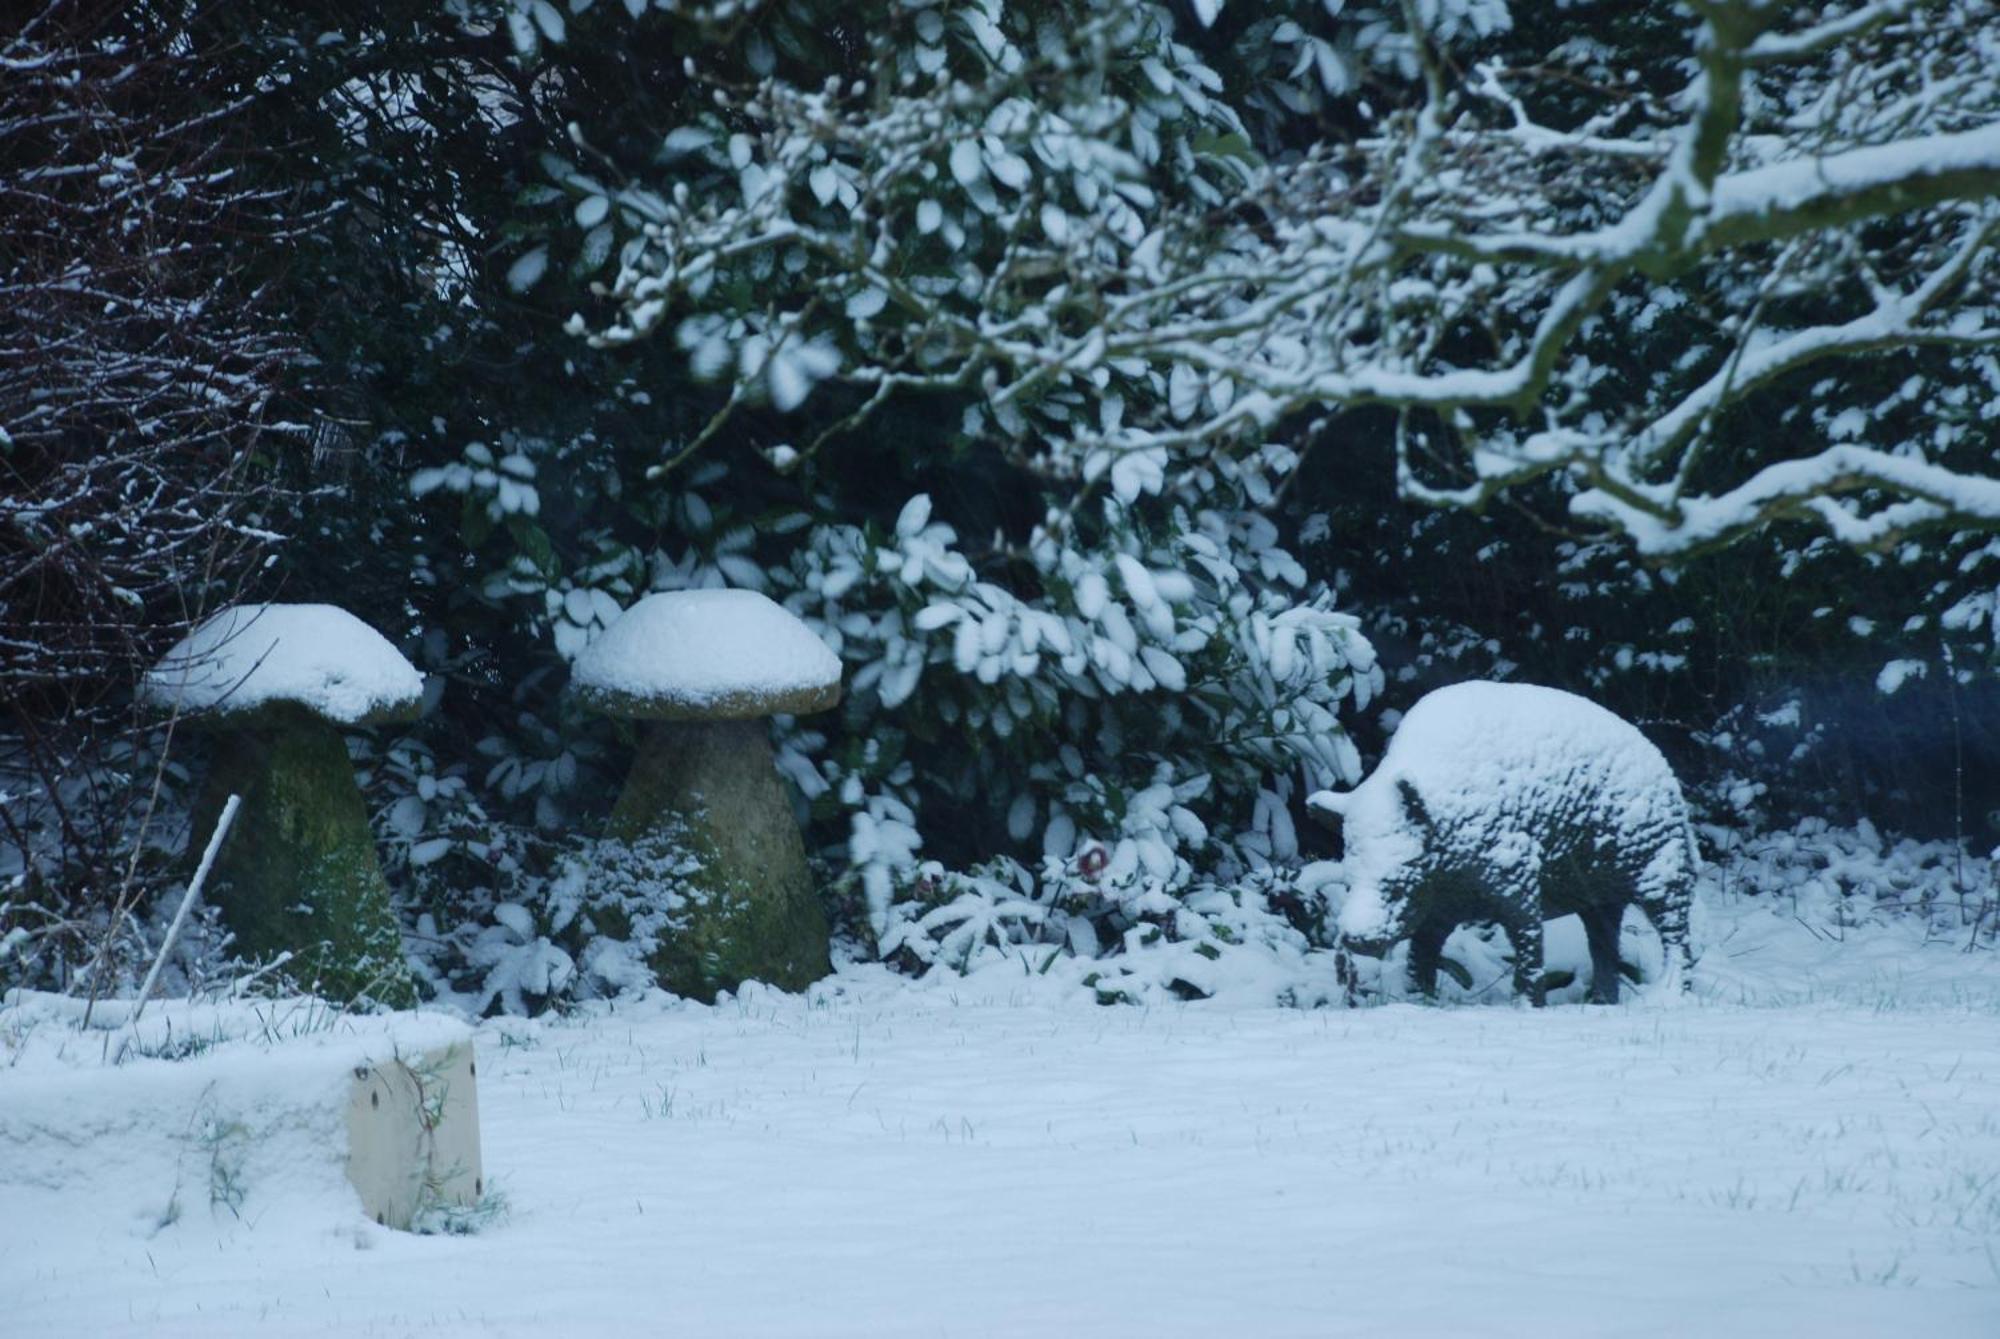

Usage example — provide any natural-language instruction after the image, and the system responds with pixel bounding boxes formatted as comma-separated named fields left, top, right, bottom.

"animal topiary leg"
left=1407, top=920, right=1451, bottom=1000
left=1508, top=913, right=1546, bottom=1007
left=1639, top=879, right=1694, bottom=994
left=1579, top=902, right=1624, bottom=1004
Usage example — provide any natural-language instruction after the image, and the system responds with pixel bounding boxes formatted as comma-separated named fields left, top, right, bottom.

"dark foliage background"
left=4, top=0, right=1993, bottom=1002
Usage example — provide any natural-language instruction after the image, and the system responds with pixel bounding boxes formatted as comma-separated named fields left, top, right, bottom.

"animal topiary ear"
left=1396, top=779, right=1435, bottom=832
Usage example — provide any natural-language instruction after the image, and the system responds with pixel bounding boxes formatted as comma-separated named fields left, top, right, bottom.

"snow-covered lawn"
left=5, top=898, right=1999, bottom=1338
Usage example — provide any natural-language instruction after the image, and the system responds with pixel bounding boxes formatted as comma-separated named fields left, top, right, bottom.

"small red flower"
left=1076, top=843, right=1109, bottom=880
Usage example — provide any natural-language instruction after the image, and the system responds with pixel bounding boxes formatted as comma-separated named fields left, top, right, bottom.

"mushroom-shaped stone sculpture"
left=141, top=603, right=422, bottom=1007
left=571, top=589, right=838, bottom=1000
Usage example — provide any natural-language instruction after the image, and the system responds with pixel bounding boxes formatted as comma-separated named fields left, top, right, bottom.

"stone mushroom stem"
left=193, top=704, right=415, bottom=1008
left=605, top=717, right=831, bottom=1000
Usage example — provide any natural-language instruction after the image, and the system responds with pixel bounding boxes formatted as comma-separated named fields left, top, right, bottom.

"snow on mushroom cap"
left=570, top=589, right=842, bottom=720
left=141, top=603, right=425, bottom=726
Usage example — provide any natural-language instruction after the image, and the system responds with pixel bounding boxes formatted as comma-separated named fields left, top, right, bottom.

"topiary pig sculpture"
left=1309, top=681, right=1694, bottom=1006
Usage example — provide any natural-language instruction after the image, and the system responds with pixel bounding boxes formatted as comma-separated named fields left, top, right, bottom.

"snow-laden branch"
left=1704, top=124, right=2000, bottom=252
left=1744, top=0, right=1916, bottom=65
left=1576, top=444, right=2000, bottom=555
left=1392, top=124, right=2000, bottom=273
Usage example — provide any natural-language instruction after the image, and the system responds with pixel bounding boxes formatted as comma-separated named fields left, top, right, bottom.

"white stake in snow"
left=132, top=792, right=241, bottom=1021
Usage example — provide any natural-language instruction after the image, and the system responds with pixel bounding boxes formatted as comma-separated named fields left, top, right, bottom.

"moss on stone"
left=605, top=718, right=830, bottom=1001
left=193, top=705, right=415, bottom=1008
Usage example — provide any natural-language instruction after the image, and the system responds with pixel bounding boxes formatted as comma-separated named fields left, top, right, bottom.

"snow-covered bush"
left=383, top=399, right=1378, bottom=999
left=1702, top=817, right=1997, bottom=949
left=874, top=853, right=1349, bottom=1006
left=764, top=461, right=1377, bottom=943
left=414, top=828, right=726, bottom=1015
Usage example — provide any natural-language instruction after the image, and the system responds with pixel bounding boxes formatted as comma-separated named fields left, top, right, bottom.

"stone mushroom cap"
left=140, top=603, right=425, bottom=728
left=571, top=589, right=842, bottom=721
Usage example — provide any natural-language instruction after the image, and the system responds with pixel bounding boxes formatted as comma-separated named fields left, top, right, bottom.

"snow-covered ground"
left=5, top=892, right=1998, bottom=1338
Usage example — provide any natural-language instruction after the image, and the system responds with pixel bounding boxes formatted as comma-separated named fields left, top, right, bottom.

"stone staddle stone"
left=145, top=603, right=425, bottom=1007
left=572, top=590, right=841, bottom=1000
left=192, top=706, right=418, bottom=1007
left=567, top=589, right=843, bottom=724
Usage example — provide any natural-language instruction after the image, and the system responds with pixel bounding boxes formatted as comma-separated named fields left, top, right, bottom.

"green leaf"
left=460, top=492, right=494, bottom=549
left=573, top=224, right=615, bottom=277
left=509, top=519, right=557, bottom=578
left=1191, top=131, right=1262, bottom=167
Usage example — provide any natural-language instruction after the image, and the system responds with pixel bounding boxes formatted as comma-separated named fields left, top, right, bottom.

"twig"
left=226, top=950, right=296, bottom=1001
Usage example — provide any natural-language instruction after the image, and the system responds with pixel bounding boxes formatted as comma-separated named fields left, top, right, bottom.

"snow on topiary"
left=1311, top=681, right=1695, bottom=1006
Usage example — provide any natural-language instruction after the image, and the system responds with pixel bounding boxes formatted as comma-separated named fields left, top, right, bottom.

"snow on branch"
left=1743, top=0, right=1918, bottom=65
left=1703, top=126, right=2000, bottom=253
left=1575, top=443, right=2000, bottom=555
